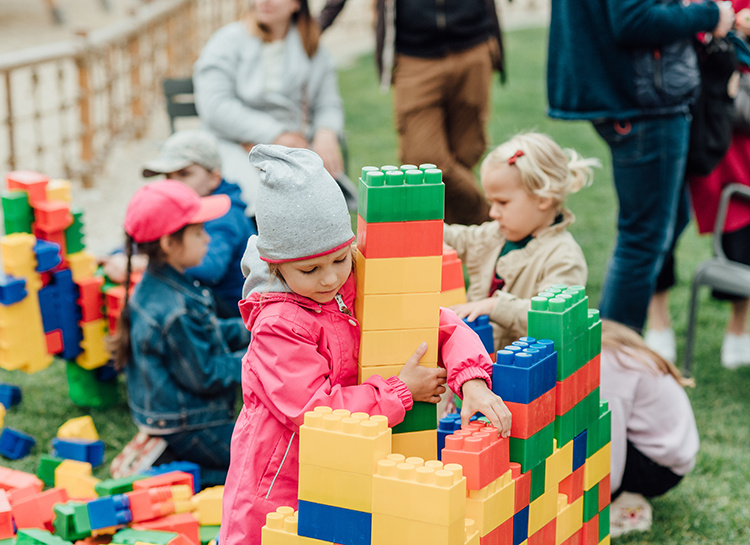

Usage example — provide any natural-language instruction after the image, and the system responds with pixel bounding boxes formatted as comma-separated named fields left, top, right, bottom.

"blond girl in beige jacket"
left=444, top=132, right=599, bottom=351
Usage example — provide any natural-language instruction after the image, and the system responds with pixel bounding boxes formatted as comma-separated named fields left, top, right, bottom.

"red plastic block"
left=480, top=517, right=512, bottom=545
left=11, top=487, right=69, bottom=530
left=132, top=512, right=200, bottom=545
left=0, top=489, right=13, bottom=539
left=77, top=276, right=104, bottom=323
left=598, top=474, right=611, bottom=510
left=511, top=463, right=530, bottom=513
left=560, top=529, right=581, bottom=545
left=33, top=224, right=66, bottom=255
left=132, top=471, right=193, bottom=493
left=126, top=486, right=175, bottom=522
left=441, top=249, right=464, bottom=292
left=45, top=329, right=64, bottom=354
left=6, top=171, right=49, bottom=206
left=356, top=215, right=443, bottom=258
left=504, top=388, right=555, bottom=439
left=559, top=466, right=584, bottom=503
left=585, top=355, right=601, bottom=395
left=527, top=519, right=556, bottom=545
left=441, top=426, right=509, bottom=490
left=0, top=466, right=43, bottom=501
left=581, top=514, right=599, bottom=545
left=32, top=201, right=73, bottom=232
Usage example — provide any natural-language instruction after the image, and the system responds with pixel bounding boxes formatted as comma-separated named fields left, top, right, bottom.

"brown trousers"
left=393, top=40, right=493, bottom=225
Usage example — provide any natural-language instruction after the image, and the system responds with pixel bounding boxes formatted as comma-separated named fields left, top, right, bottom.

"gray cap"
left=142, top=130, right=222, bottom=177
left=250, top=144, right=355, bottom=263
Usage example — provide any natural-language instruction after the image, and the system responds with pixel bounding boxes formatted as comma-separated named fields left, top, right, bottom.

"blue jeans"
left=164, top=422, right=235, bottom=487
left=594, top=113, right=691, bottom=332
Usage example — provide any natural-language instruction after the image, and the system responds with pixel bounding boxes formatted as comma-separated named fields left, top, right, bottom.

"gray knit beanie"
left=250, top=144, right=355, bottom=263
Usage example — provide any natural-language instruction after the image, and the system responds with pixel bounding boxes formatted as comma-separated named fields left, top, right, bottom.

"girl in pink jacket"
left=219, top=144, right=512, bottom=544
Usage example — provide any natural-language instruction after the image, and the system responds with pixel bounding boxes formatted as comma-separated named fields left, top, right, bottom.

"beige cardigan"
left=444, top=209, right=588, bottom=351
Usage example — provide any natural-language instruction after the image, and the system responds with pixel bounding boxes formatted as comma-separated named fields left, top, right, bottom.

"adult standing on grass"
left=547, top=0, right=735, bottom=332
left=318, top=0, right=504, bottom=225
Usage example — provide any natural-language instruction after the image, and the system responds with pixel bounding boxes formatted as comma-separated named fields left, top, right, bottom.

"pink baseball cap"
left=124, top=179, right=230, bottom=243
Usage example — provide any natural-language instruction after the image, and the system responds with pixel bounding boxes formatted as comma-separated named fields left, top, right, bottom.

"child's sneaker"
left=609, top=492, right=653, bottom=537
left=110, top=431, right=168, bottom=478
left=644, top=328, right=676, bottom=363
left=721, top=332, right=750, bottom=369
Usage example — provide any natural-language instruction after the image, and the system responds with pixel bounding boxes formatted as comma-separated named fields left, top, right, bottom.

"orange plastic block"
left=441, top=426, right=509, bottom=490
left=558, top=466, right=584, bottom=503
left=598, top=474, right=610, bottom=510
left=585, top=355, right=601, bottom=395
left=441, top=248, right=465, bottom=292
left=105, top=285, right=126, bottom=331
left=356, top=215, right=443, bottom=258
left=127, top=486, right=175, bottom=522
left=0, top=466, right=43, bottom=500
left=6, top=171, right=49, bottom=206
left=45, top=329, right=64, bottom=354
left=479, top=517, right=513, bottom=545
left=555, top=367, right=582, bottom=416
left=132, top=471, right=193, bottom=493
left=511, top=463, right=531, bottom=513
left=132, top=512, right=199, bottom=545
left=0, top=489, right=13, bottom=539
left=580, top=514, right=599, bottom=545
left=527, top=519, right=555, bottom=545
left=32, top=200, right=73, bottom=232
left=77, top=276, right=104, bottom=323
left=505, top=388, right=555, bottom=439
left=11, top=487, right=69, bottom=530
left=33, top=225, right=66, bottom=255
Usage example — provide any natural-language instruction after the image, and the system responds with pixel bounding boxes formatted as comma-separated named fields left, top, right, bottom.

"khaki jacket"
left=444, top=209, right=587, bottom=351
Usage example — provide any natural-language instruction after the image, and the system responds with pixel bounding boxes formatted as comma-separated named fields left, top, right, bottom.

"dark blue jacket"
left=127, top=263, right=250, bottom=434
left=547, top=0, right=719, bottom=121
left=186, top=179, right=255, bottom=312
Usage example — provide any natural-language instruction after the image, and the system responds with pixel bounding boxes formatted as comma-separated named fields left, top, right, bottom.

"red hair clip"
left=508, top=150, right=524, bottom=166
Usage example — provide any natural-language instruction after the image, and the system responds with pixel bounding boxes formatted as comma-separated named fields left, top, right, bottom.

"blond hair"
left=481, top=132, right=599, bottom=208
left=243, top=0, right=320, bottom=58
left=601, top=319, right=693, bottom=387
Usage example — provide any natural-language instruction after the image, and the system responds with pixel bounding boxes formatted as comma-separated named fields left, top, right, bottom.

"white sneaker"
left=721, top=333, right=750, bottom=369
left=644, top=328, right=676, bottom=363
left=609, top=492, right=653, bottom=538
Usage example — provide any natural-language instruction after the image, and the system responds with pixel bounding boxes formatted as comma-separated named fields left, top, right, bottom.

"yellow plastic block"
left=439, top=287, right=467, bottom=308
left=299, top=463, right=373, bottom=512
left=0, top=405, right=6, bottom=428
left=55, top=459, right=99, bottom=500
left=599, top=535, right=610, bottom=545
left=372, top=458, right=465, bottom=525
left=261, top=507, right=333, bottom=545
left=171, top=484, right=194, bottom=513
left=545, top=439, right=573, bottom=490
left=46, top=179, right=72, bottom=202
left=1, top=233, right=37, bottom=278
left=355, top=291, right=440, bottom=331
left=358, top=362, right=435, bottom=383
left=359, top=327, right=439, bottom=367
left=76, top=319, right=110, bottom=370
left=67, top=251, right=97, bottom=282
left=528, top=487, right=557, bottom=535
left=391, top=429, right=437, bottom=462
left=371, top=512, right=465, bottom=545
left=465, top=470, right=515, bottom=537
left=299, top=407, right=391, bottom=475
left=584, top=443, right=611, bottom=490
left=190, top=485, right=223, bottom=525
left=57, top=415, right=99, bottom=440
left=555, top=494, right=583, bottom=544
left=0, top=296, right=51, bottom=373
left=465, top=519, right=480, bottom=545
left=355, top=250, right=442, bottom=295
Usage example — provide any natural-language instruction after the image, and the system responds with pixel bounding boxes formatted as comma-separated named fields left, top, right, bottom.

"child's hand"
left=398, top=343, right=448, bottom=403
left=451, top=298, right=496, bottom=322
left=737, top=8, right=750, bottom=35
left=460, top=379, right=512, bottom=437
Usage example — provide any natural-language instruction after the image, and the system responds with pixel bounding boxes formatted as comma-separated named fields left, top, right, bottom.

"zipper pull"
left=334, top=293, right=352, bottom=316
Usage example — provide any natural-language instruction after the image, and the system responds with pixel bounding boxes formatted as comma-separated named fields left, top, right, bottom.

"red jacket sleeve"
left=439, top=307, right=494, bottom=399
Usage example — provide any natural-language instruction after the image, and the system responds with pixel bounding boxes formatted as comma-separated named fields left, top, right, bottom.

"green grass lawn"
left=0, top=25, right=749, bottom=544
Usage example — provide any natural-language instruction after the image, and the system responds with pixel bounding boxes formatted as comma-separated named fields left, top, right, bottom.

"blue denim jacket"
left=126, top=263, right=250, bottom=434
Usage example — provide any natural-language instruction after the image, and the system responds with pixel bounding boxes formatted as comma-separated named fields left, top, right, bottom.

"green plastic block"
left=509, top=422, right=554, bottom=473
left=554, top=407, right=577, bottom=448
left=71, top=503, right=90, bottom=536
left=95, top=474, right=145, bottom=496
left=392, top=401, right=437, bottom=434
left=66, top=361, right=119, bottom=409
left=575, top=388, right=600, bottom=437
left=529, top=460, right=546, bottom=502
left=586, top=400, right=611, bottom=457
left=53, top=502, right=89, bottom=542
left=37, top=454, right=64, bottom=486
left=112, top=528, right=179, bottom=545
left=599, top=503, right=610, bottom=541
left=200, top=525, right=221, bottom=545
left=2, top=190, right=33, bottom=234
left=63, top=208, right=85, bottom=254
left=583, top=484, right=599, bottom=522
left=588, top=309, right=602, bottom=360
left=16, top=528, right=72, bottom=545
left=357, top=165, right=444, bottom=223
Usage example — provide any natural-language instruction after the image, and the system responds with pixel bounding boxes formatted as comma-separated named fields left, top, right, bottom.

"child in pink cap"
left=113, top=180, right=251, bottom=486
left=220, top=145, right=512, bottom=544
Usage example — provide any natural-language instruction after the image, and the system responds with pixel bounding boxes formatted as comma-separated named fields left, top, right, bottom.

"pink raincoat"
left=219, top=272, right=493, bottom=544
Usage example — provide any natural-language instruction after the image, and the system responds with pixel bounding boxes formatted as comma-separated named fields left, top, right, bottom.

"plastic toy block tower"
left=354, top=164, right=445, bottom=460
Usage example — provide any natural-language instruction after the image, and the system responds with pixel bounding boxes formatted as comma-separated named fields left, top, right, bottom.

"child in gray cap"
left=219, top=144, right=512, bottom=544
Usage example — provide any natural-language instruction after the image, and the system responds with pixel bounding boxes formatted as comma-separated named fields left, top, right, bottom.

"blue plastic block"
left=512, top=505, right=529, bottom=545
left=51, top=438, right=105, bottom=467
left=38, top=284, right=62, bottom=333
left=52, top=270, right=83, bottom=360
left=86, top=494, right=132, bottom=529
left=95, top=361, right=120, bottom=382
left=298, top=500, right=371, bottom=545
left=34, top=240, right=62, bottom=272
left=0, top=384, right=22, bottom=409
left=437, top=412, right=462, bottom=459
left=572, top=430, right=588, bottom=471
left=491, top=341, right=557, bottom=403
left=0, top=427, right=35, bottom=459
left=143, top=461, right=201, bottom=493
left=0, top=273, right=27, bottom=305
left=462, top=315, right=494, bottom=355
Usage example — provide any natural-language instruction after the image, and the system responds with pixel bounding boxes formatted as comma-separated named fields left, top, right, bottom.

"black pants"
left=612, top=441, right=683, bottom=500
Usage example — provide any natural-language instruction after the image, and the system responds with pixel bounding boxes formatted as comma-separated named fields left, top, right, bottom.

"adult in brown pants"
left=319, top=0, right=505, bottom=225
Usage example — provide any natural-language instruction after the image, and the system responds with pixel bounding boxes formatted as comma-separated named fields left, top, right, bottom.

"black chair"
left=162, top=78, right=198, bottom=134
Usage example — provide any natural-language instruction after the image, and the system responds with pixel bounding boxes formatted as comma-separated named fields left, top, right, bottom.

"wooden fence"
left=0, top=0, right=244, bottom=187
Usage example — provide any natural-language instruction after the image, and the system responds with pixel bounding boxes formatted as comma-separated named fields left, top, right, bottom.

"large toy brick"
left=440, top=286, right=467, bottom=308
left=75, top=319, right=109, bottom=370
left=51, top=438, right=105, bottom=467
left=544, top=440, right=573, bottom=490
left=65, top=361, right=118, bottom=409
left=509, top=423, right=554, bottom=473
left=0, top=273, right=27, bottom=304
left=300, top=461, right=373, bottom=513
left=0, top=383, right=22, bottom=409
left=94, top=474, right=144, bottom=497
left=441, top=248, right=465, bottom=291
left=86, top=494, right=132, bottom=529
left=392, top=401, right=437, bottom=434
left=131, top=512, right=200, bottom=544
left=580, top=514, right=599, bottom=545
left=143, top=461, right=200, bottom=493
left=126, top=486, right=174, bottom=522
left=299, top=408, right=390, bottom=475
left=463, top=315, right=494, bottom=355
left=555, top=364, right=586, bottom=417
left=358, top=166, right=444, bottom=223
left=391, top=428, right=437, bottom=461
left=355, top=251, right=441, bottom=295
left=0, top=490, right=11, bottom=540
left=112, top=527, right=180, bottom=544
left=0, top=427, right=36, bottom=459
left=491, top=344, right=557, bottom=404
left=359, top=363, right=430, bottom=383
left=12, top=487, right=69, bottom=530
left=262, top=507, right=334, bottom=545
left=465, top=470, right=515, bottom=538
left=513, top=505, right=529, bottom=545
left=57, top=415, right=98, bottom=441
left=588, top=309, right=601, bottom=359
left=356, top=216, right=443, bottom=259
left=45, top=330, right=63, bottom=355
left=0, top=466, right=43, bottom=501
left=572, top=430, right=588, bottom=472
left=32, top=226, right=66, bottom=258
left=53, top=459, right=99, bottom=501
left=527, top=518, right=556, bottom=545
left=104, top=284, right=126, bottom=332
left=584, top=443, right=611, bottom=491
left=354, top=290, right=440, bottom=331
left=76, top=277, right=104, bottom=323
left=66, top=252, right=97, bottom=283
left=200, top=524, right=221, bottom=545
left=52, top=502, right=89, bottom=541
left=584, top=355, right=601, bottom=397
left=15, top=528, right=72, bottom=545
left=32, top=201, right=73, bottom=233
left=556, top=495, right=583, bottom=545
left=575, top=389, right=601, bottom=439
left=478, top=515, right=513, bottom=545
left=598, top=504, right=609, bottom=542
left=527, top=487, right=556, bottom=536
left=504, top=388, right=555, bottom=440
left=2, top=190, right=33, bottom=234
left=598, top=474, right=611, bottom=511
left=189, top=486, right=222, bottom=526
left=6, top=171, right=49, bottom=206
left=583, top=483, right=599, bottom=522
left=37, top=454, right=64, bottom=487
left=132, top=471, right=194, bottom=494
left=1, top=233, right=39, bottom=283
left=559, top=466, right=584, bottom=505
left=359, top=327, right=438, bottom=368
left=45, top=180, right=71, bottom=202
left=53, top=270, right=84, bottom=361
left=437, top=412, right=462, bottom=456
left=511, top=463, right=531, bottom=514
left=38, top=284, right=62, bottom=333
left=64, top=208, right=85, bottom=255
left=441, top=425, right=509, bottom=490
left=371, top=511, right=464, bottom=545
